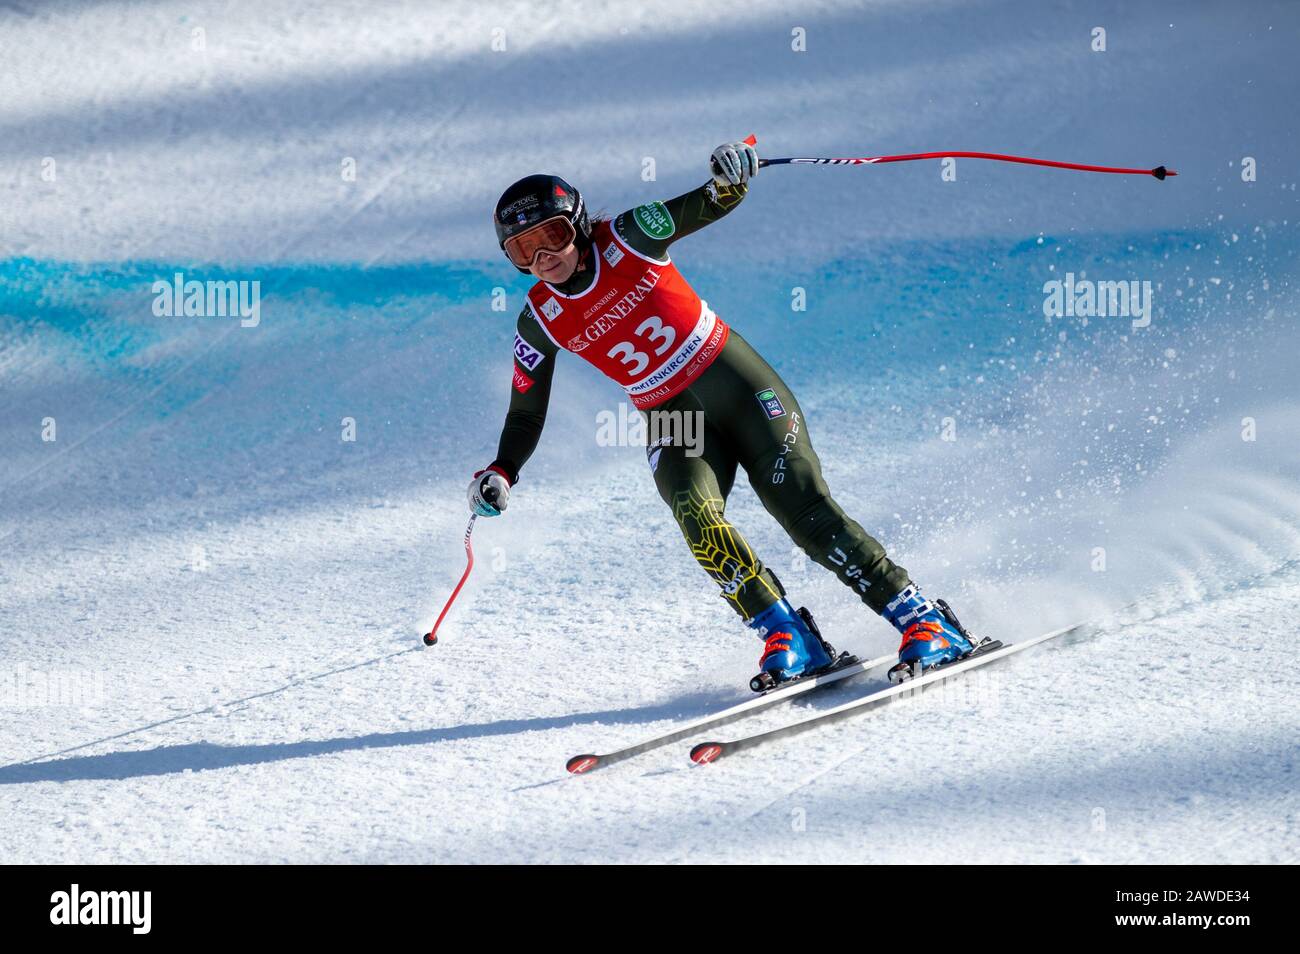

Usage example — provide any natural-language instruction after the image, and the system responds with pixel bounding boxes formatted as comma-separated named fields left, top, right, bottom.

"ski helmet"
left=493, top=174, right=591, bottom=274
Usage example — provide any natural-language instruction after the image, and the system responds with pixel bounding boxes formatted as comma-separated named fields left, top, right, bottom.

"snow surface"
left=1, top=0, right=1298, bottom=863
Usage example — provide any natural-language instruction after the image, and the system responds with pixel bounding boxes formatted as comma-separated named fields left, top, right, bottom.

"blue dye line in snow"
left=0, top=228, right=1289, bottom=389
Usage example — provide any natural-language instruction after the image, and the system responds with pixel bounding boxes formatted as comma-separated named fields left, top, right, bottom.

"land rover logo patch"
left=632, top=201, right=675, bottom=240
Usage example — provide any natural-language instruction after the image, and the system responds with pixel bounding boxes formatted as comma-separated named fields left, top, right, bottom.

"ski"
left=688, top=621, right=1088, bottom=765
left=565, top=650, right=897, bottom=774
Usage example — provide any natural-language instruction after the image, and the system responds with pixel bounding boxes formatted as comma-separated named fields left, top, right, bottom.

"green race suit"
left=491, top=180, right=910, bottom=620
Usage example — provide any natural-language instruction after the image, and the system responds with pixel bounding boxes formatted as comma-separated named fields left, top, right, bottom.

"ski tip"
left=566, top=754, right=600, bottom=775
left=1151, top=165, right=1175, bottom=180
left=421, top=631, right=438, bottom=646
left=689, top=742, right=725, bottom=765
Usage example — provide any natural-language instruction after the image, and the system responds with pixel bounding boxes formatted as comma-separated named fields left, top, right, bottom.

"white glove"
left=710, top=140, right=759, bottom=187
left=468, top=468, right=510, bottom=516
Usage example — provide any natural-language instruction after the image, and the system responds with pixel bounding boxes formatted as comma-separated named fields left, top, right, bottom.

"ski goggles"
left=502, top=215, right=577, bottom=269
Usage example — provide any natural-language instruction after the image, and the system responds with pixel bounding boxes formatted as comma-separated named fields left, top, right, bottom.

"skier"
left=470, top=139, right=981, bottom=687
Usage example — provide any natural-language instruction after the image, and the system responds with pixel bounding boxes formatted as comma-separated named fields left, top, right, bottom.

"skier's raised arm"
left=612, top=139, right=758, bottom=259
left=467, top=304, right=559, bottom=516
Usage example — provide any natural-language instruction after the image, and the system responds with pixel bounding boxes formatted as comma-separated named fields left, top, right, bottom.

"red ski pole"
left=737, top=134, right=1176, bottom=179
left=422, top=514, right=477, bottom=646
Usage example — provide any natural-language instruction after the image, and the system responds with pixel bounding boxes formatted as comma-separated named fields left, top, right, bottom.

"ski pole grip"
left=711, top=134, right=760, bottom=179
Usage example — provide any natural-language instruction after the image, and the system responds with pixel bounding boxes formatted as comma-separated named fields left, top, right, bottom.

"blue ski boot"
left=881, top=584, right=981, bottom=683
left=746, top=599, right=843, bottom=692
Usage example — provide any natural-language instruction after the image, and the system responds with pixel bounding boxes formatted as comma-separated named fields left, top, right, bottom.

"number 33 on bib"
left=524, top=220, right=729, bottom=409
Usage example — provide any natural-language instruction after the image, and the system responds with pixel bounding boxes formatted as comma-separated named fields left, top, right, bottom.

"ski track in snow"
left=2, top=0, right=1299, bottom=863
left=1, top=552, right=1296, bottom=864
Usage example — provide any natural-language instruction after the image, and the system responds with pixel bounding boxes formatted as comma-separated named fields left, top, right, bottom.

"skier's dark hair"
left=577, top=210, right=609, bottom=266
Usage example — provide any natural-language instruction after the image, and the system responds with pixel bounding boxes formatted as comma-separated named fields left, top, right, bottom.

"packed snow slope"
left=1, top=0, right=1298, bottom=863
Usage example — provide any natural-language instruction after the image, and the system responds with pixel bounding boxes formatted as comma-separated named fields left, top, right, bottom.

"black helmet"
left=493, top=174, right=591, bottom=273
